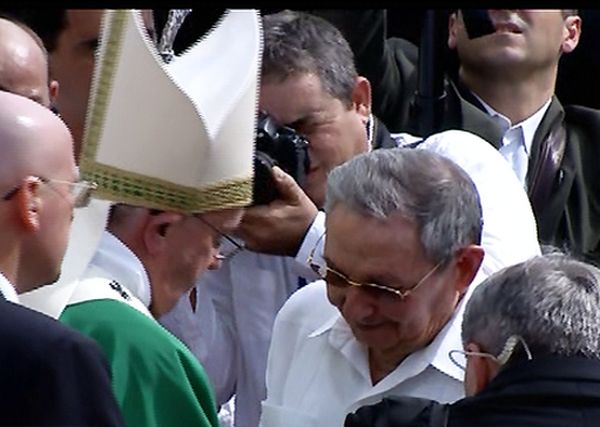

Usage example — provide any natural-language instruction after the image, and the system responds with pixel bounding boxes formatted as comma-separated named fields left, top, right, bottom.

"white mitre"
left=20, top=9, right=262, bottom=318
left=82, top=9, right=261, bottom=212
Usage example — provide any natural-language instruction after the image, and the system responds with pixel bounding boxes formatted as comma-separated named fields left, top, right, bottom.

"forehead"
left=325, top=205, right=427, bottom=279
left=0, top=22, right=49, bottom=104
left=259, top=72, right=332, bottom=124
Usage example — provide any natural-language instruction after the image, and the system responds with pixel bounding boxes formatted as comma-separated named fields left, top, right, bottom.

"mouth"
left=493, top=21, right=523, bottom=34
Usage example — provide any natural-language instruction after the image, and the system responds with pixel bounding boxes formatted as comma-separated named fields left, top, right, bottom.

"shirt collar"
left=0, top=271, right=19, bottom=303
left=90, top=230, right=152, bottom=308
left=472, top=93, right=552, bottom=155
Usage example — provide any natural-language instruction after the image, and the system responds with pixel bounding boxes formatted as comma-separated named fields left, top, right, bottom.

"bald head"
left=0, top=17, right=51, bottom=106
left=0, top=90, right=74, bottom=187
left=0, top=90, right=76, bottom=292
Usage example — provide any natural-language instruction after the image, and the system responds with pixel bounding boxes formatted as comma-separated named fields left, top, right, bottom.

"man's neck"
left=460, top=66, right=557, bottom=125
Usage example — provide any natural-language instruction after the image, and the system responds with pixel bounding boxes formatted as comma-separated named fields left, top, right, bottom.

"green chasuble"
left=60, top=299, right=219, bottom=427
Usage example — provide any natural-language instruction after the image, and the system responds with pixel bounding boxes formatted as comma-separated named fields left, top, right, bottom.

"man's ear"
left=453, top=244, right=484, bottom=296
left=351, top=76, right=371, bottom=122
left=49, top=80, right=60, bottom=106
left=464, top=341, right=498, bottom=396
left=448, top=12, right=460, bottom=50
left=15, top=176, right=42, bottom=232
left=142, top=211, right=184, bottom=256
left=562, top=15, right=581, bottom=54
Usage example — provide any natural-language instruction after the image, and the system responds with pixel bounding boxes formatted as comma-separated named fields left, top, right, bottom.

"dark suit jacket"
left=0, top=297, right=125, bottom=426
left=346, top=356, right=600, bottom=427
left=315, top=9, right=600, bottom=266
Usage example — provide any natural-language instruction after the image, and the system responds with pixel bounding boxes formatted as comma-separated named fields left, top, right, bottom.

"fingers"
left=272, top=166, right=301, bottom=203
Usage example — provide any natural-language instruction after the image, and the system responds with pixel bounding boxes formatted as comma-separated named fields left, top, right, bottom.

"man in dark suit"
left=0, top=90, right=125, bottom=426
left=314, top=9, right=600, bottom=267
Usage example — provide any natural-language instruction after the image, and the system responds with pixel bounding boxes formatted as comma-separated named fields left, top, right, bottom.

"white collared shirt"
left=260, top=276, right=470, bottom=427
left=0, top=272, right=19, bottom=303
left=89, top=231, right=152, bottom=308
left=473, top=94, right=552, bottom=187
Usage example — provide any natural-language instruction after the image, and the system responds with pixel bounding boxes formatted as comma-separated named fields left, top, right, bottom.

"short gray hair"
left=324, top=148, right=483, bottom=265
left=261, top=10, right=357, bottom=107
left=463, top=253, right=600, bottom=358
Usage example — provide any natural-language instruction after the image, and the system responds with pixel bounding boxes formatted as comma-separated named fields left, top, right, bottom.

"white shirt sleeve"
left=292, top=211, right=326, bottom=280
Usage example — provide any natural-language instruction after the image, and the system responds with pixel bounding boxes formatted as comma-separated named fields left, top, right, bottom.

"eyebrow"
left=324, top=255, right=413, bottom=289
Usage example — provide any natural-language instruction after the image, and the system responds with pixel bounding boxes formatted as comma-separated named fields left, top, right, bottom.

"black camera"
left=252, top=112, right=310, bottom=205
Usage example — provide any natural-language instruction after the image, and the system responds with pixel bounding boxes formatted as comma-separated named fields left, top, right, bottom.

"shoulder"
left=62, top=298, right=186, bottom=352
left=0, top=300, right=100, bottom=352
left=345, top=397, right=448, bottom=427
left=564, top=104, right=600, bottom=157
left=0, top=301, right=107, bottom=378
left=275, top=280, right=337, bottom=332
left=61, top=299, right=214, bottom=408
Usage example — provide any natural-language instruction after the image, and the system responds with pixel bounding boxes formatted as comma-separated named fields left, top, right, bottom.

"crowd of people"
left=0, top=8, right=599, bottom=427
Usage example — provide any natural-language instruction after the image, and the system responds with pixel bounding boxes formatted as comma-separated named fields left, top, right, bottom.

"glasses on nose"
left=193, top=215, right=245, bottom=261
left=1, top=176, right=97, bottom=208
left=307, top=232, right=443, bottom=300
left=448, top=335, right=533, bottom=371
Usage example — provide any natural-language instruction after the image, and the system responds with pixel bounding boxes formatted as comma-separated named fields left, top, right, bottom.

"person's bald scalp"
left=0, top=90, right=74, bottom=189
left=0, top=18, right=50, bottom=106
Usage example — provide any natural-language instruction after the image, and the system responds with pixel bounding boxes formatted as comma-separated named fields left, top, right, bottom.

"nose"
left=339, top=286, right=378, bottom=324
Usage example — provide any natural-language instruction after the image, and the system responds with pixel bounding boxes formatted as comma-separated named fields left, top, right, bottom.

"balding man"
left=0, top=90, right=124, bottom=426
left=2, top=9, right=156, bottom=161
left=0, top=15, right=57, bottom=107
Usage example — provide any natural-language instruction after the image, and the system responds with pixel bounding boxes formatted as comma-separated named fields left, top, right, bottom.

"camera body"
left=252, top=112, right=310, bottom=205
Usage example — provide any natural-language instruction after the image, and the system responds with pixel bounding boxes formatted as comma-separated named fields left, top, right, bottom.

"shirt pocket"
left=259, top=401, right=317, bottom=427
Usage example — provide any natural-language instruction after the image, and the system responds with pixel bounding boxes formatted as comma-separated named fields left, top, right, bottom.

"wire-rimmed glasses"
left=193, top=215, right=245, bottom=261
left=448, top=335, right=533, bottom=371
left=306, top=231, right=444, bottom=300
left=1, top=176, right=97, bottom=208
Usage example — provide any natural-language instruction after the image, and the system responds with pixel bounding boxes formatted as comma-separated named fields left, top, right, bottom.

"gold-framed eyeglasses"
left=448, top=335, right=533, bottom=371
left=193, top=214, right=245, bottom=261
left=2, top=176, right=97, bottom=208
left=307, top=232, right=444, bottom=300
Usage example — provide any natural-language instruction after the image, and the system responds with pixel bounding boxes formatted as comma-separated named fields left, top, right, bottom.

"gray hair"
left=261, top=10, right=357, bottom=107
left=463, top=253, right=600, bottom=359
left=324, top=148, right=483, bottom=265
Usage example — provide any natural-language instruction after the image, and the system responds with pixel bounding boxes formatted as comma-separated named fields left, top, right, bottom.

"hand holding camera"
left=239, top=112, right=317, bottom=256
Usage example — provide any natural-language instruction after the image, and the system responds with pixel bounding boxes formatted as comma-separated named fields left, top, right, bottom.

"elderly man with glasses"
left=260, top=129, right=541, bottom=427
left=346, top=253, right=600, bottom=427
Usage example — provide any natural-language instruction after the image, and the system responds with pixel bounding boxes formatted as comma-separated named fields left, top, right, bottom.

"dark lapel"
left=449, top=79, right=504, bottom=149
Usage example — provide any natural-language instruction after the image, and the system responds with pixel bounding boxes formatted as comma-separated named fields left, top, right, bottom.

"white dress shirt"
left=0, top=272, right=19, bottom=303
left=474, top=94, right=552, bottom=188
left=259, top=130, right=541, bottom=427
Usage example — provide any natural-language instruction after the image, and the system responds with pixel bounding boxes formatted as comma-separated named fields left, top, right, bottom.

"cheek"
left=326, top=284, right=345, bottom=308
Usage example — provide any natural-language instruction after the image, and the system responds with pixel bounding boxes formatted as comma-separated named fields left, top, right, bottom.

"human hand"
left=236, top=166, right=318, bottom=257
